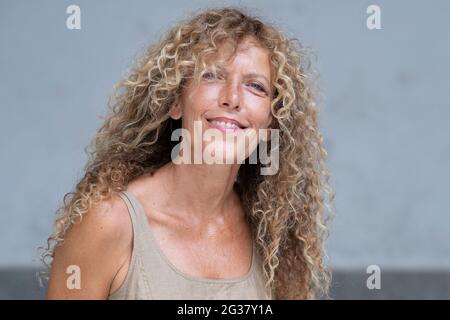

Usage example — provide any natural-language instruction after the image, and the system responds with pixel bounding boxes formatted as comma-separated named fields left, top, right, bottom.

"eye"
left=202, top=71, right=225, bottom=81
left=248, top=82, right=267, bottom=94
left=202, top=72, right=215, bottom=80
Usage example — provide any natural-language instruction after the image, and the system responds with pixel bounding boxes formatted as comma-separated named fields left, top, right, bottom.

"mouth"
left=205, top=117, right=247, bottom=130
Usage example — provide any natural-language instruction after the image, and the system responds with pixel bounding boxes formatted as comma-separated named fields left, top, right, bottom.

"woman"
left=42, top=7, right=334, bottom=300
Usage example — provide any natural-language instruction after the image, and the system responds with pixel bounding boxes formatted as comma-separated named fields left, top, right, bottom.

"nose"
left=219, top=80, right=240, bottom=110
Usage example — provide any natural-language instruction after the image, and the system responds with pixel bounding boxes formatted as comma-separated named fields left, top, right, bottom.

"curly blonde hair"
left=39, top=6, right=335, bottom=300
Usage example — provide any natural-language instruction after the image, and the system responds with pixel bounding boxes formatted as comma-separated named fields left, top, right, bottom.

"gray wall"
left=1, top=0, right=449, bottom=298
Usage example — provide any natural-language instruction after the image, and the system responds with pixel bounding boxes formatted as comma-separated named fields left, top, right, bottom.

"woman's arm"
left=46, top=195, right=133, bottom=299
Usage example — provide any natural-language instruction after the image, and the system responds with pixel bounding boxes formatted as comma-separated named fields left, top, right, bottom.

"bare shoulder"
left=64, top=192, right=132, bottom=250
left=47, top=192, right=133, bottom=299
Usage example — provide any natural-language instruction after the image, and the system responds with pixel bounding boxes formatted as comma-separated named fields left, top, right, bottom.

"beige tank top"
left=108, top=190, right=273, bottom=300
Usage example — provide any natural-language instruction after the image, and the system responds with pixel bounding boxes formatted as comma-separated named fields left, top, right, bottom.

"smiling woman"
left=41, top=6, right=334, bottom=300
left=169, top=35, right=275, bottom=166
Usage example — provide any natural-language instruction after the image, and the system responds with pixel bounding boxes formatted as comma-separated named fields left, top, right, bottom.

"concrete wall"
left=1, top=0, right=449, bottom=298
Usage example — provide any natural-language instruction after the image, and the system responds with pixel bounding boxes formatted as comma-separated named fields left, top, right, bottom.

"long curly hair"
left=39, top=6, right=335, bottom=300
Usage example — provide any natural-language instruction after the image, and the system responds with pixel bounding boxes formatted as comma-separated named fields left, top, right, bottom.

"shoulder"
left=47, top=192, right=133, bottom=299
left=65, top=192, right=132, bottom=248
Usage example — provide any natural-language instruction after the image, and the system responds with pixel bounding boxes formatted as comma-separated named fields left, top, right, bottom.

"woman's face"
left=171, top=36, right=273, bottom=164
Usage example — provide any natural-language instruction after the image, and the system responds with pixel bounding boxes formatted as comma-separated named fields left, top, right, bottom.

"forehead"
left=211, top=37, right=272, bottom=77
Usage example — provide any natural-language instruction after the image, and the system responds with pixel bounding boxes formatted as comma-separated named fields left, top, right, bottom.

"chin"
left=202, top=142, right=250, bottom=165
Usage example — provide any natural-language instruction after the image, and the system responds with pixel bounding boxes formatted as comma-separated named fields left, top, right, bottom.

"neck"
left=159, top=161, right=241, bottom=224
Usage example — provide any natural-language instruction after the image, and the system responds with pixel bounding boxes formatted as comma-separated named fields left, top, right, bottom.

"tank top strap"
left=117, top=190, right=155, bottom=252
left=119, top=189, right=142, bottom=218
left=117, top=190, right=138, bottom=227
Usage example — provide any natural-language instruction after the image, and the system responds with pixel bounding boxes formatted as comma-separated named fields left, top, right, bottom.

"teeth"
left=210, top=120, right=240, bottom=129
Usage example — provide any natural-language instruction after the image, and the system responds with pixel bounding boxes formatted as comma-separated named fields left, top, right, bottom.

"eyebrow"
left=213, top=66, right=270, bottom=85
left=244, top=73, right=270, bottom=85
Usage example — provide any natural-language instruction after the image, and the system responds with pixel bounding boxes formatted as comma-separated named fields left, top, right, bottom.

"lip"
left=205, top=117, right=246, bottom=133
left=206, top=117, right=247, bottom=129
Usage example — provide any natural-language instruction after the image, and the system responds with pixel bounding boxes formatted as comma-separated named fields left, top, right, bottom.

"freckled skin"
left=175, top=37, right=273, bottom=142
left=46, top=36, right=275, bottom=299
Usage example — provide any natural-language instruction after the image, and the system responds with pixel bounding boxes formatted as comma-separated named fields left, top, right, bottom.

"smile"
left=206, top=117, right=247, bottom=132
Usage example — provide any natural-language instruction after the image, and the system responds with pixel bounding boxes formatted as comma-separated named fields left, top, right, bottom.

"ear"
left=169, top=101, right=182, bottom=120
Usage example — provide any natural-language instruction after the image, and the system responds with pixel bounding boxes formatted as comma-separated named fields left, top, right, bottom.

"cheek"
left=246, top=98, right=272, bottom=128
left=184, top=85, right=221, bottom=115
